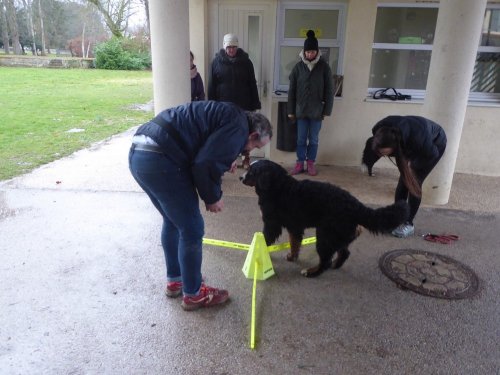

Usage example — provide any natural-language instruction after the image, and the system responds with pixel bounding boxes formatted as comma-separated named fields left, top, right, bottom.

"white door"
left=208, top=1, right=275, bottom=158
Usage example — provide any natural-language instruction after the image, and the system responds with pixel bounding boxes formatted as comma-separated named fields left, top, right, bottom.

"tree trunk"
left=21, top=0, right=36, bottom=55
left=5, top=0, right=21, bottom=54
left=144, top=0, right=150, bottom=36
left=86, top=0, right=125, bottom=38
left=37, top=0, right=46, bottom=56
left=0, top=0, right=10, bottom=54
left=81, top=22, right=85, bottom=58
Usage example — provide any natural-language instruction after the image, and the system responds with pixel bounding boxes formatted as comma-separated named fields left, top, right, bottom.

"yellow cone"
left=242, top=232, right=275, bottom=280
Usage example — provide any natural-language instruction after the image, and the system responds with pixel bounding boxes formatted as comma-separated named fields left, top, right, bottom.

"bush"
left=94, top=38, right=151, bottom=70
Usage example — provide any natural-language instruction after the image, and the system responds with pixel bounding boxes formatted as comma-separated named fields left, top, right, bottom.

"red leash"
left=423, top=233, right=459, bottom=244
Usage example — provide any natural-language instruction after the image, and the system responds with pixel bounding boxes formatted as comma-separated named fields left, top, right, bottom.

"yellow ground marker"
left=202, top=238, right=250, bottom=251
left=242, top=233, right=275, bottom=280
left=202, top=233, right=317, bottom=349
left=250, top=260, right=258, bottom=349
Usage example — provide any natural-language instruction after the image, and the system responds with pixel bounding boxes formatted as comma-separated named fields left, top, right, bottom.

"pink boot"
left=290, top=162, right=304, bottom=175
left=307, top=160, right=317, bottom=176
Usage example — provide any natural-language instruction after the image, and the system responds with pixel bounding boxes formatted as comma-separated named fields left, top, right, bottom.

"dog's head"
left=361, top=136, right=380, bottom=176
left=239, top=159, right=289, bottom=192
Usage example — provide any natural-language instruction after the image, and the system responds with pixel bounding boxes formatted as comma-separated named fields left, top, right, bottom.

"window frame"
left=273, top=1, right=347, bottom=93
left=369, top=3, right=438, bottom=100
left=369, top=3, right=500, bottom=103
left=471, top=4, right=500, bottom=102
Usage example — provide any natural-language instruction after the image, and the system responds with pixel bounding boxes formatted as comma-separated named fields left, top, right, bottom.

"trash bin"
left=276, top=102, right=297, bottom=152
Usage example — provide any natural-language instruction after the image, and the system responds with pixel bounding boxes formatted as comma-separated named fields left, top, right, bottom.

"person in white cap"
left=208, top=33, right=261, bottom=169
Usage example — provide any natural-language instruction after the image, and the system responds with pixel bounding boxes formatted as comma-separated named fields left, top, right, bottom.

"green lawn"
left=0, top=67, right=153, bottom=180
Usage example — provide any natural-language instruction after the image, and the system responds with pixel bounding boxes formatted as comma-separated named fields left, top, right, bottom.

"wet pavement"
left=1, top=129, right=499, bottom=374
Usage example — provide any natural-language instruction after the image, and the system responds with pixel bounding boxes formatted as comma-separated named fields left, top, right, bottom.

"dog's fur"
left=240, top=160, right=409, bottom=277
left=361, top=136, right=381, bottom=176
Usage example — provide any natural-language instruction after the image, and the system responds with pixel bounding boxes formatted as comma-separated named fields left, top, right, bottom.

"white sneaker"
left=392, top=223, right=414, bottom=238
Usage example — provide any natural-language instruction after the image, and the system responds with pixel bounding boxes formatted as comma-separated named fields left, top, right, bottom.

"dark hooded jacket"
left=134, top=101, right=249, bottom=204
left=190, top=64, right=205, bottom=101
left=208, top=48, right=261, bottom=111
left=372, top=115, right=447, bottom=170
left=288, top=51, right=334, bottom=120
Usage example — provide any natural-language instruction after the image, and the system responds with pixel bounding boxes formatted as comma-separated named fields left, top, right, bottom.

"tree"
left=139, top=0, right=148, bottom=34
left=4, top=0, right=21, bottom=54
left=66, top=1, right=107, bottom=57
left=21, top=0, right=36, bottom=54
left=0, top=0, right=10, bottom=53
left=36, top=0, right=46, bottom=54
left=86, top=0, right=130, bottom=38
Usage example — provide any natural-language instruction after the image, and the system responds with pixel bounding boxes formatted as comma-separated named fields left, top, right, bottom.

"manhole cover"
left=379, top=249, right=480, bottom=299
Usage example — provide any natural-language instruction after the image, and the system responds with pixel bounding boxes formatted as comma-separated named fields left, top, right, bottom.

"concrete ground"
left=1, top=129, right=499, bottom=375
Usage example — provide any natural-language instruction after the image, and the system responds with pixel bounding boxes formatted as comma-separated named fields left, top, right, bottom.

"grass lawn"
left=0, top=66, right=153, bottom=181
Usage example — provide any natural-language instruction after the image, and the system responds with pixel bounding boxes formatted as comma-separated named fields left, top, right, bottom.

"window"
left=274, top=2, right=346, bottom=93
left=471, top=7, right=500, bottom=101
left=369, top=4, right=500, bottom=102
left=369, top=4, right=438, bottom=98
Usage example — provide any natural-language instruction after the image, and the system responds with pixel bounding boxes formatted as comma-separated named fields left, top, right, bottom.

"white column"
left=422, top=0, right=487, bottom=204
left=149, top=0, right=190, bottom=114
left=189, top=0, right=208, bottom=83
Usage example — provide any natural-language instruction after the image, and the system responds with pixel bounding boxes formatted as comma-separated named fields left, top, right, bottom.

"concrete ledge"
left=0, top=55, right=94, bottom=68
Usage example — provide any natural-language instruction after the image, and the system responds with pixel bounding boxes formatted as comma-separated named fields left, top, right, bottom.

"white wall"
left=268, top=0, right=500, bottom=176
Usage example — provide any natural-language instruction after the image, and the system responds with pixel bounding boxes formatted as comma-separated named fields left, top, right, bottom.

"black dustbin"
left=276, top=101, right=297, bottom=152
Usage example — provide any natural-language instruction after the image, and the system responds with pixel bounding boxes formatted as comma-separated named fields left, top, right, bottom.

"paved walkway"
left=1, top=129, right=499, bottom=374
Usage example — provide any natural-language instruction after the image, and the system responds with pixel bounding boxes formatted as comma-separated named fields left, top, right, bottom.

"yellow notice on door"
left=299, top=28, right=322, bottom=38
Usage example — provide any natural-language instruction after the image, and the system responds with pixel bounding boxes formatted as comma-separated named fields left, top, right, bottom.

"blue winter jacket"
left=134, top=101, right=248, bottom=204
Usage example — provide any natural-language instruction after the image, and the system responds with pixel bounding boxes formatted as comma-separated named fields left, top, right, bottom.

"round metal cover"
left=379, top=249, right=480, bottom=299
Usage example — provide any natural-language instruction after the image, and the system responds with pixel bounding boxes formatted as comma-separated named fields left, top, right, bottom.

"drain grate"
left=379, top=249, right=480, bottom=299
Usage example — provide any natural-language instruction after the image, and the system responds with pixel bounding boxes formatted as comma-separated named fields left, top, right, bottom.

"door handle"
left=263, top=80, right=268, bottom=98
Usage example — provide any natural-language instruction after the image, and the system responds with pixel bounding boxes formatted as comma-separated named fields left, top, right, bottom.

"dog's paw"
left=301, top=266, right=321, bottom=278
left=331, top=251, right=350, bottom=270
left=361, top=164, right=375, bottom=177
left=286, top=252, right=298, bottom=262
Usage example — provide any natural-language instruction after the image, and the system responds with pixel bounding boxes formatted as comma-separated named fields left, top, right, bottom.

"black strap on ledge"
left=373, top=87, right=411, bottom=101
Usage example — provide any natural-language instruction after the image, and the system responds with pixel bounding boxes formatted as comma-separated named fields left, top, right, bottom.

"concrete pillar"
left=422, top=0, right=487, bottom=204
left=149, top=0, right=190, bottom=114
left=189, top=0, right=208, bottom=84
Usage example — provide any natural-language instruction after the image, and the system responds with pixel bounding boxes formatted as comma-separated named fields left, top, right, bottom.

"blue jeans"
left=128, top=147, right=204, bottom=296
left=296, top=118, right=322, bottom=162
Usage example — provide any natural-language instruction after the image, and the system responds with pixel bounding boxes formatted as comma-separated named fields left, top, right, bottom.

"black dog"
left=240, top=160, right=409, bottom=277
left=361, top=136, right=381, bottom=176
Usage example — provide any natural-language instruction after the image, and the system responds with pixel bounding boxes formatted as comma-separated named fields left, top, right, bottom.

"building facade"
left=150, top=0, right=500, bottom=203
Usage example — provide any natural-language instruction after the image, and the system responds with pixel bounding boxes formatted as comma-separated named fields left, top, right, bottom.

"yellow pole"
left=250, top=260, right=258, bottom=349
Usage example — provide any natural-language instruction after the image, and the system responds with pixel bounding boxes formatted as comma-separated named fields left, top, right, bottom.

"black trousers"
left=395, top=141, right=447, bottom=224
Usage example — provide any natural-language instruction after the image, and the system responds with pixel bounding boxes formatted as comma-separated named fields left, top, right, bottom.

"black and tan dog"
left=361, top=136, right=381, bottom=176
left=240, top=160, right=409, bottom=277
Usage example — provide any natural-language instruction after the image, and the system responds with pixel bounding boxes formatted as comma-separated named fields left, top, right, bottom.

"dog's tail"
left=356, top=200, right=409, bottom=234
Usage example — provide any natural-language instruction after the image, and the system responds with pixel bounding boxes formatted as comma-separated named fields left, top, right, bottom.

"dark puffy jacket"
left=372, top=116, right=447, bottom=169
left=191, top=65, right=205, bottom=101
left=208, top=49, right=261, bottom=111
left=288, top=53, right=334, bottom=120
left=134, top=101, right=248, bottom=204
